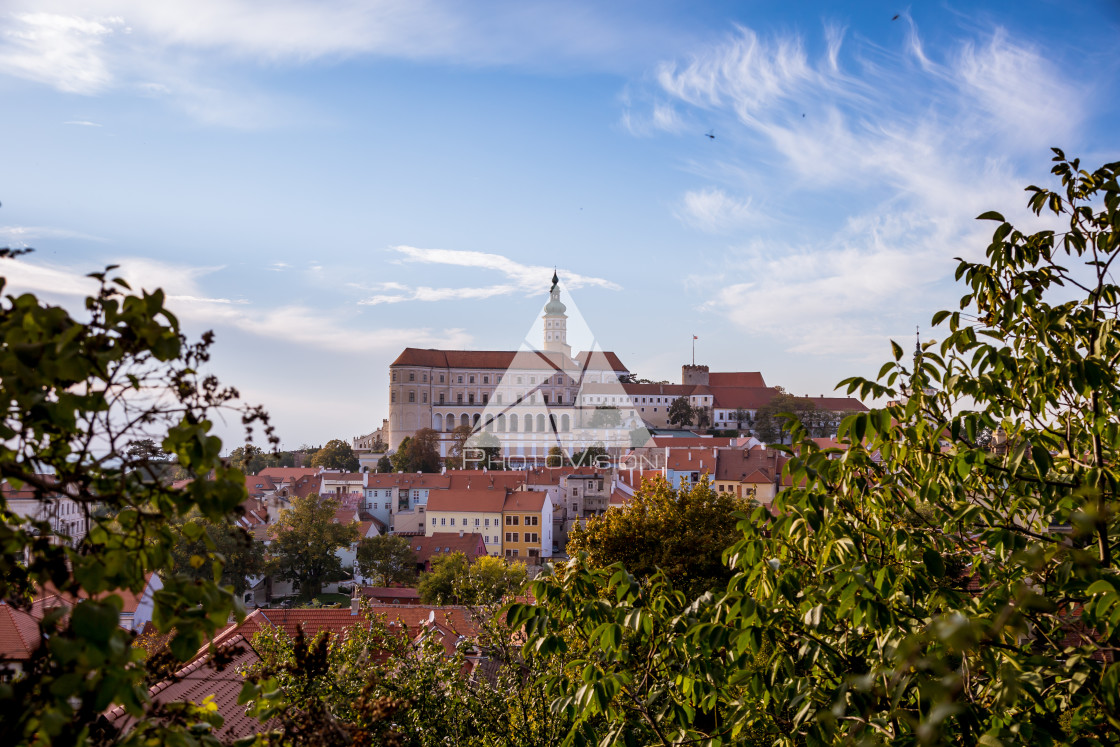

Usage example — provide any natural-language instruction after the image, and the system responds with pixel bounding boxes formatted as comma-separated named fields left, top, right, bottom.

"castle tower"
left=542, top=270, right=571, bottom=358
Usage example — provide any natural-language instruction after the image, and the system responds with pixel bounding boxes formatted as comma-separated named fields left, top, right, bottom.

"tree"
left=732, top=408, right=751, bottom=430
left=229, top=443, right=280, bottom=474
left=667, top=396, right=694, bottom=427
left=417, top=552, right=526, bottom=606
left=268, top=493, right=358, bottom=601
left=512, top=153, right=1120, bottom=744
left=695, top=405, right=712, bottom=429
left=390, top=429, right=441, bottom=474
left=355, top=534, right=418, bottom=586
left=169, top=513, right=265, bottom=595
left=751, top=392, right=816, bottom=444
left=566, top=476, right=749, bottom=597
left=546, top=446, right=567, bottom=467
left=310, top=438, right=360, bottom=472
left=0, top=262, right=270, bottom=743
left=376, top=454, right=393, bottom=473
left=570, top=443, right=609, bottom=468
left=587, top=405, right=622, bottom=429
left=444, top=424, right=474, bottom=470
left=465, top=429, right=504, bottom=470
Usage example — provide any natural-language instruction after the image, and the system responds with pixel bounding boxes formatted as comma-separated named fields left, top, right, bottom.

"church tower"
left=542, top=270, right=571, bottom=358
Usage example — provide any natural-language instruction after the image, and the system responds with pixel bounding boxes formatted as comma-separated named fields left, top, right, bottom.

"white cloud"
left=0, top=225, right=108, bottom=245
left=676, top=187, right=758, bottom=233
left=0, top=256, right=471, bottom=353
left=64, top=119, right=102, bottom=126
left=0, top=12, right=122, bottom=93
left=364, top=245, right=621, bottom=305
left=643, top=21, right=1088, bottom=357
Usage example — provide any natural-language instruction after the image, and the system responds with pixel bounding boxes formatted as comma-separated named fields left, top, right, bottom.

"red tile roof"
left=358, top=586, right=421, bottom=601
left=503, top=491, right=546, bottom=512
left=573, top=350, right=628, bottom=373
left=708, top=371, right=767, bottom=388
left=0, top=603, right=40, bottom=660
left=446, top=472, right=527, bottom=491
left=649, top=436, right=736, bottom=448
left=366, top=473, right=452, bottom=490
left=256, top=467, right=320, bottom=481
left=391, top=348, right=570, bottom=372
left=410, top=533, right=488, bottom=566
left=665, top=450, right=717, bottom=472
left=426, top=488, right=508, bottom=513
left=108, top=634, right=270, bottom=741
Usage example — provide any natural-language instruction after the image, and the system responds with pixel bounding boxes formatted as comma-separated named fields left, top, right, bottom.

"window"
left=439, top=374, right=445, bottom=383
left=512, top=549, right=519, bottom=557
left=543, top=394, right=549, bottom=404
left=438, top=393, right=445, bottom=404
left=475, top=518, right=480, bottom=526
left=392, top=372, right=397, bottom=381
left=526, top=532, right=538, bottom=543
left=482, top=393, right=488, bottom=404
left=441, top=518, right=446, bottom=526
left=450, top=518, right=455, bottom=526
left=496, top=394, right=502, bottom=404
left=457, top=375, right=463, bottom=383
left=409, top=372, right=415, bottom=381
left=529, top=376, right=536, bottom=384
left=516, top=376, right=522, bottom=384
left=413, top=490, right=419, bottom=498
left=408, top=391, right=415, bottom=403
left=431, top=518, right=436, bottom=526
left=457, top=394, right=463, bottom=404
left=526, top=515, right=538, bottom=526
left=485, top=518, right=490, bottom=526
left=483, top=375, right=489, bottom=383
left=505, top=532, right=512, bottom=542
left=468, top=393, right=475, bottom=404
left=556, top=395, right=562, bottom=405
left=505, top=515, right=512, bottom=525
left=391, top=392, right=397, bottom=403
left=469, top=375, right=475, bottom=383
left=422, top=373, right=427, bottom=382
left=422, top=392, right=428, bottom=403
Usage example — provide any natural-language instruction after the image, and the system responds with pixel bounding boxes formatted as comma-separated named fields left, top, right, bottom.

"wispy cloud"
left=1, top=256, right=471, bottom=353
left=0, top=225, right=108, bottom=245
left=64, top=119, right=102, bottom=126
left=675, top=187, right=758, bottom=233
left=361, top=245, right=621, bottom=305
left=0, top=12, right=123, bottom=94
left=643, top=21, right=1088, bottom=357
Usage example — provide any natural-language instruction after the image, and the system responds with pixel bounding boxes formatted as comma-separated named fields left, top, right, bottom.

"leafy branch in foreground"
left=512, top=152, right=1120, bottom=745
left=0, top=262, right=272, bottom=744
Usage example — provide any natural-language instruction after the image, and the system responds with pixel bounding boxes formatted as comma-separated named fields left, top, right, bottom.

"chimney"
left=350, top=594, right=360, bottom=616
left=459, top=529, right=464, bottom=538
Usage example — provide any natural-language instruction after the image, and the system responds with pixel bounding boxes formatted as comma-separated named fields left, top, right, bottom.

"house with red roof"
left=408, top=532, right=488, bottom=571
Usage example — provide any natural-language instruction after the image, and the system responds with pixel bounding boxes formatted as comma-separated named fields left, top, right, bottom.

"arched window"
left=523, top=414, right=533, bottom=433
left=445, top=415, right=455, bottom=433
left=433, top=413, right=443, bottom=432
left=472, top=413, right=481, bottom=427
left=537, top=414, right=546, bottom=432
left=497, top=414, right=506, bottom=432
left=509, top=416, right=518, bottom=433
left=460, top=414, right=470, bottom=428
left=561, top=414, right=570, bottom=432
left=484, top=416, right=494, bottom=432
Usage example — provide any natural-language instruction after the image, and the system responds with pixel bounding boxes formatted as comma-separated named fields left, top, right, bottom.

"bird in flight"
left=892, top=14, right=900, bottom=20
left=705, top=129, right=715, bottom=140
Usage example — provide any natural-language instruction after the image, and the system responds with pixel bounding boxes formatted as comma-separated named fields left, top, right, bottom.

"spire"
left=551, top=268, right=559, bottom=291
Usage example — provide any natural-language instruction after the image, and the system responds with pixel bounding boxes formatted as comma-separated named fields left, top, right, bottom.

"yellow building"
left=425, top=488, right=507, bottom=556
left=501, top=489, right=554, bottom=561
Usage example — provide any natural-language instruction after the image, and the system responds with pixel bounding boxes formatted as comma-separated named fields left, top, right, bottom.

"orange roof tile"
left=426, top=488, right=508, bottom=513
left=0, top=603, right=40, bottom=660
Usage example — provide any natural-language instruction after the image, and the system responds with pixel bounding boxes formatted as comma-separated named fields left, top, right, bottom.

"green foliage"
left=356, top=534, right=419, bottom=587
left=267, top=493, right=359, bottom=601
left=587, top=406, right=622, bottom=429
left=310, top=438, right=360, bottom=472
left=168, top=513, right=265, bottom=595
left=752, top=392, right=814, bottom=444
left=512, top=152, right=1120, bottom=744
left=444, top=424, right=475, bottom=470
left=667, top=397, right=694, bottom=427
left=570, top=443, right=609, bottom=468
left=376, top=455, right=393, bottom=473
left=417, top=552, right=527, bottom=606
left=391, top=429, right=441, bottom=473
left=567, top=476, right=750, bottom=597
left=0, top=264, right=269, bottom=743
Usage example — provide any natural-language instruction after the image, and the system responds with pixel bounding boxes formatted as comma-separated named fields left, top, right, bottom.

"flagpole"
left=692, top=335, right=695, bottom=366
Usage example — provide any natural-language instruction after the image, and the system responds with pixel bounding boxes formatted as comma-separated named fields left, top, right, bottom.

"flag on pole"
left=693, top=335, right=698, bottom=340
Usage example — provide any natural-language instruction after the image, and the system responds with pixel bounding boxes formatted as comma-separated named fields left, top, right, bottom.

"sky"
left=1, top=0, right=1118, bottom=450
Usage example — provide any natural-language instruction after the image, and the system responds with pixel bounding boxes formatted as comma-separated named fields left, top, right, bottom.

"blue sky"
left=1, top=0, right=1117, bottom=449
